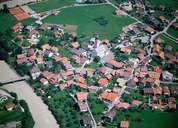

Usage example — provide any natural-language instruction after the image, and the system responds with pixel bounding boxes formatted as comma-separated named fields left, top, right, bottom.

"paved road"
left=148, top=16, right=178, bottom=57
left=0, top=61, right=59, bottom=128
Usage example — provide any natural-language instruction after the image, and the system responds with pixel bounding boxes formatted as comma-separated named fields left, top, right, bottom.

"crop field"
left=43, top=4, right=135, bottom=40
left=29, top=0, right=75, bottom=13
left=106, top=110, right=178, bottom=128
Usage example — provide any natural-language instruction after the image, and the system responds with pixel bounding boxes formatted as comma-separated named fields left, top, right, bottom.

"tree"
left=93, top=56, right=101, bottom=63
left=2, top=4, right=9, bottom=13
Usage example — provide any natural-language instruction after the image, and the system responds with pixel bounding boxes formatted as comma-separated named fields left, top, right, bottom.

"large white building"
left=0, top=0, right=41, bottom=9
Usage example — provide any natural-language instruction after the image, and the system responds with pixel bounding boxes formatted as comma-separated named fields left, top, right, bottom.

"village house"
left=143, top=87, right=162, bottom=96
left=5, top=102, right=16, bottom=111
left=71, top=41, right=80, bottom=49
left=163, top=86, right=170, bottom=96
left=144, top=26, right=155, bottom=34
left=75, top=76, right=86, bottom=84
left=172, top=22, right=178, bottom=29
left=167, top=97, right=177, bottom=111
left=105, top=60, right=124, bottom=69
left=131, top=100, right=142, bottom=107
left=99, top=91, right=117, bottom=103
left=162, top=71, right=173, bottom=81
left=98, top=77, right=109, bottom=87
left=78, top=101, right=88, bottom=112
left=116, top=102, right=130, bottom=109
left=76, top=92, right=87, bottom=102
left=81, top=114, right=94, bottom=127
left=40, top=78, right=49, bottom=85
left=12, top=23, right=23, bottom=32
left=61, top=70, right=74, bottom=79
left=170, top=87, right=178, bottom=95
left=103, top=110, right=116, bottom=123
left=120, top=120, right=129, bottom=128
left=115, top=9, right=124, bottom=16
left=72, top=55, right=86, bottom=65
left=30, top=66, right=41, bottom=80
left=16, top=54, right=27, bottom=64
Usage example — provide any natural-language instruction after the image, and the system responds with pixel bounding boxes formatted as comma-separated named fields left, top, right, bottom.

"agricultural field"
left=106, top=110, right=178, bottom=128
left=159, top=34, right=178, bottom=54
left=43, top=5, right=135, bottom=40
left=167, top=28, right=178, bottom=39
left=149, top=0, right=178, bottom=8
left=29, top=0, right=75, bottom=13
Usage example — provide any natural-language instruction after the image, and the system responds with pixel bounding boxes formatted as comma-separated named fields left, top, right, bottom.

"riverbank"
left=0, top=61, right=59, bottom=128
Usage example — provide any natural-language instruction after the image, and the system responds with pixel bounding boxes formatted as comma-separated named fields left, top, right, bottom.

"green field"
left=43, top=5, right=135, bottom=40
left=150, top=0, right=178, bottom=8
left=167, top=28, right=178, bottom=39
left=159, top=34, right=178, bottom=54
left=106, top=110, right=178, bottom=128
left=0, top=12, right=35, bottom=32
left=0, top=13, right=17, bottom=32
left=29, top=0, right=75, bottom=13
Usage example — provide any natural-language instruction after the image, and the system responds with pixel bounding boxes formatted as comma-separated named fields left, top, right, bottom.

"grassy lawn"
left=167, top=28, right=178, bottom=39
left=29, top=0, right=75, bottom=13
left=159, top=34, right=178, bottom=54
left=106, top=110, right=178, bottom=128
left=88, top=93, right=107, bottom=123
left=43, top=5, right=135, bottom=40
left=85, top=62, right=101, bottom=69
left=149, top=0, right=178, bottom=8
left=58, top=48, right=72, bottom=58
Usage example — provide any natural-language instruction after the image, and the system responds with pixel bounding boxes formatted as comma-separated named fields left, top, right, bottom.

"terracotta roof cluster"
left=99, top=92, right=117, bottom=102
left=153, top=44, right=165, bottom=59
left=106, top=59, right=124, bottom=69
left=116, top=102, right=130, bottom=109
left=144, top=87, right=162, bottom=95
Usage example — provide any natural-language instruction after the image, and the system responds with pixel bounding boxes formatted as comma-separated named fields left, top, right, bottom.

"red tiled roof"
left=100, top=92, right=117, bottom=102
left=98, top=78, right=109, bottom=87
left=120, top=121, right=129, bottom=128
left=75, top=76, right=85, bottom=84
left=106, top=60, right=124, bottom=68
left=12, top=23, right=23, bottom=31
left=76, top=92, right=87, bottom=102
left=116, top=102, right=130, bottom=109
